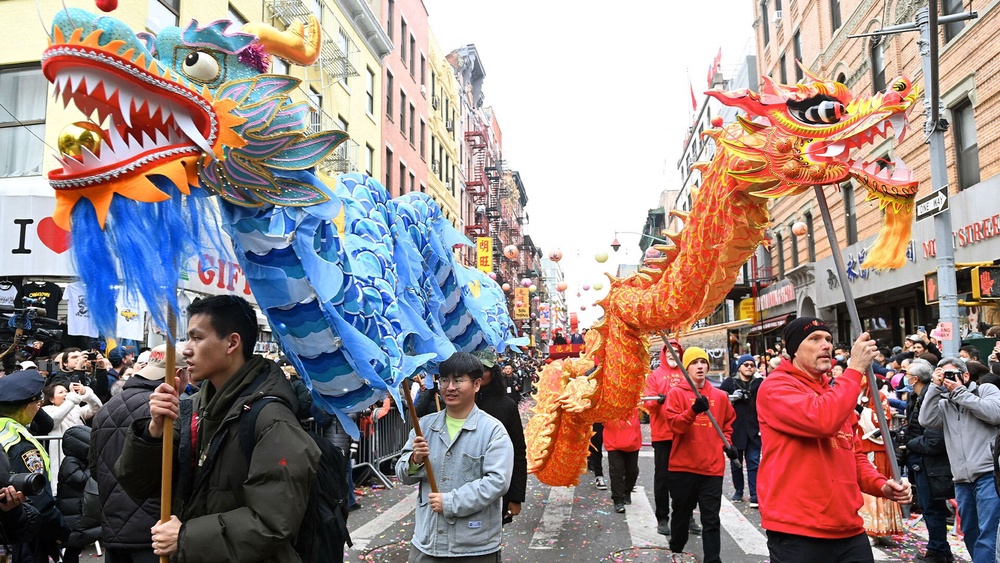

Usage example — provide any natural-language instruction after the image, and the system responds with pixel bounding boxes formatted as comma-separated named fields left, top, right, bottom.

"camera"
left=943, top=370, right=963, bottom=382
left=87, top=351, right=98, bottom=362
left=2, top=472, right=45, bottom=496
left=729, top=388, right=749, bottom=402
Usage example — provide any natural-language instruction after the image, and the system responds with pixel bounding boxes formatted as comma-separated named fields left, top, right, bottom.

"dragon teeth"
left=173, top=110, right=214, bottom=160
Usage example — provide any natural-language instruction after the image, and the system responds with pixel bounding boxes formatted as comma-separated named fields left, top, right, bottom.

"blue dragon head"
left=43, top=8, right=345, bottom=331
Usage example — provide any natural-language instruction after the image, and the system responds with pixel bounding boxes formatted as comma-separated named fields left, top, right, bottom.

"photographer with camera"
left=919, top=357, right=1000, bottom=563
left=48, top=348, right=111, bottom=402
left=720, top=354, right=763, bottom=507
left=0, top=370, right=70, bottom=561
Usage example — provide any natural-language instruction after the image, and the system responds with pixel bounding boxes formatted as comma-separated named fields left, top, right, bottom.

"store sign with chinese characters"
left=476, top=237, right=493, bottom=273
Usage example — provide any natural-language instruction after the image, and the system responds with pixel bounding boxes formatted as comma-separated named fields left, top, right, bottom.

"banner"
left=513, top=287, right=530, bottom=320
left=476, top=237, right=493, bottom=273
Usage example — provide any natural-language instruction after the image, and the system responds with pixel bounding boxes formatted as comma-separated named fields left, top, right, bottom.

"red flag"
left=690, top=79, right=698, bottom=111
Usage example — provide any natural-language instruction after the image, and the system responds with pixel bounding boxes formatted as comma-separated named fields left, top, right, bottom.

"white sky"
left=424, top=0, right=757, bottom=325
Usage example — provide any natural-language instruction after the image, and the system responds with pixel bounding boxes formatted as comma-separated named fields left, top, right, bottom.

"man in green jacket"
left=117, top=296, right=320, bottom=562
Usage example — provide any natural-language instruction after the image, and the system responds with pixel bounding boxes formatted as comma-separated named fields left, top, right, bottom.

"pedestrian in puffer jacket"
left=57, top=425, right=101, bottom=563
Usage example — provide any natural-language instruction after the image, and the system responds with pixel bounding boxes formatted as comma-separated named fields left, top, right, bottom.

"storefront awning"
left=748, top=314, right=793, bottom=334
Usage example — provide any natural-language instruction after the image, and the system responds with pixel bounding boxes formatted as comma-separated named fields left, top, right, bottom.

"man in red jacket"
left=642, top=340, right=686, bottom=535
left=665, top=347, right=736, bottom=563
left=756, top=317, right=911, bottom=562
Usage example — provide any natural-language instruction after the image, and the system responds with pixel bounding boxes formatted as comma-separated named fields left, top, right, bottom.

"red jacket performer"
left=665, top=347, right=736, bottom=563
left=756, top=317, right=911, bottom=563
left=642, top=340, right=686, bottom=535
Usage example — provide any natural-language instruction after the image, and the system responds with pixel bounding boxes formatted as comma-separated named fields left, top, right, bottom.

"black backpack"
left=239, top=396, right=352, bottom=563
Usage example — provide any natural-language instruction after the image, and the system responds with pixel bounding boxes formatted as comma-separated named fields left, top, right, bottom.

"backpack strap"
left=238, top=396, right=293, bottom=464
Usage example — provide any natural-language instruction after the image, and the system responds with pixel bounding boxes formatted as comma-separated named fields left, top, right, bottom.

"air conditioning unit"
left=431, top=96, right=439, bottom=109
left=445, top=181, right=452, bottom=190
left=420, top=84, right=427, bottom=96
left=773, top=10, right=783, bottom=23
left=431, top=160, right=439, bottom=173
left=446, top=119, right=454, bottom=132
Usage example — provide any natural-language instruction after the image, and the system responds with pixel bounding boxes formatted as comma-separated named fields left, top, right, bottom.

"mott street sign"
left=916, top=186, right=949, bottom=221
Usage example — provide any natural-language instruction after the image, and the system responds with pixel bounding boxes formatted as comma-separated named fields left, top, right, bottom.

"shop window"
left=0, top=66, right=46, bottom=178
left=951, top=98, right=980, bottom=189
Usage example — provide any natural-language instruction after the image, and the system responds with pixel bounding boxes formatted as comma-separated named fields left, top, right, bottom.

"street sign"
left=916, top=186, right=949, bottom=221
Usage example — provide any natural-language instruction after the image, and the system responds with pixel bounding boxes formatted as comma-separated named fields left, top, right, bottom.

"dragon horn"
left=242, top=16, right=321, bottom=66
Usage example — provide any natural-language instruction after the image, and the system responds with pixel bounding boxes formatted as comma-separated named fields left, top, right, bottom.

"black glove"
left=657, top=394, right=666, bottom=404
left=692, top=396, right=710, bottom=414
left=724, top=445, right=739, bottom=460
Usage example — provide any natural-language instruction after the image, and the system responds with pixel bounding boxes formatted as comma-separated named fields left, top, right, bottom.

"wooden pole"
left=812, top=185, right=902, bottom=482
left=659, top=332, right=741, bottom=468
left=160, top=308, right=177, bottom=563
left=401, top=379, right=438, bottom=493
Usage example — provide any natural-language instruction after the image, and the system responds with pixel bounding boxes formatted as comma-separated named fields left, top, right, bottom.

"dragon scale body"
left=527, top=72, right=924, bottom=487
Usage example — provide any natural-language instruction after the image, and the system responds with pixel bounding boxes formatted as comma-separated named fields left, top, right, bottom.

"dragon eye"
left=795, top=100, right=845, bottom=125
left=893, top=80, right=907, bottom=92
left=181, top=51, right=221, bottom=82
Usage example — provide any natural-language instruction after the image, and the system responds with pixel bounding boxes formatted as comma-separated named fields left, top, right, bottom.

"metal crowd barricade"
left=352, top=406, right=413, bottom=489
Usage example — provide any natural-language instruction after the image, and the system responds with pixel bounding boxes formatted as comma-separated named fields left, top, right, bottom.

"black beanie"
left=783, top=317, right=832, bottom=358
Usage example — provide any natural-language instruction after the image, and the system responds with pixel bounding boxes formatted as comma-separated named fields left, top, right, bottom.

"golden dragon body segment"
left=527, top=73, right=923, bottom=487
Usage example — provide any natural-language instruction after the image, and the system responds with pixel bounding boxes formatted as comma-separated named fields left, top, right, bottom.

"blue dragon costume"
left=42, top=9, right=523, bottom=434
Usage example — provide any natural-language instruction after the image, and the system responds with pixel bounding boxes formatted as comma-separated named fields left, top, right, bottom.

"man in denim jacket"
left=396, top=352, right=514, bottom=562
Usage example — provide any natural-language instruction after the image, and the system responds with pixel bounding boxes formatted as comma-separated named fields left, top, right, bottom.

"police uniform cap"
left=0, top=370, right=45, bottom=403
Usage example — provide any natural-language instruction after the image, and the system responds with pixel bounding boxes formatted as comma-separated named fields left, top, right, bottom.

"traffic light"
left=925, top=268, right=974, bottom=304
left=973, top=266, right=1000, bottom=300
left=924, top=271, right=939, bottom=305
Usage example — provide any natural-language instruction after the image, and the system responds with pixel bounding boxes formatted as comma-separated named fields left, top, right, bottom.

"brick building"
left=749, top=0, right=1000, bottom=347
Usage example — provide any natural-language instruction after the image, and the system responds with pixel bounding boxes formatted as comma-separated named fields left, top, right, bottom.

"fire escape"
left=464, top=128, right=490, bottom=238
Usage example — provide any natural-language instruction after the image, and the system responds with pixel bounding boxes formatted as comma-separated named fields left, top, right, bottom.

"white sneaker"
left=595, top=476, right=607, bottom=490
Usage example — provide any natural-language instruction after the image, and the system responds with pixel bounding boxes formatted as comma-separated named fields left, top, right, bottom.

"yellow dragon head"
left=707, top=68, right=921, bottom=268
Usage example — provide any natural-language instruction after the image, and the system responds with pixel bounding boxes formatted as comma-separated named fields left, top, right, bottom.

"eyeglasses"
left=741, top=362, right=756, bottom=367
left=438, top=376, right=471, bottom=388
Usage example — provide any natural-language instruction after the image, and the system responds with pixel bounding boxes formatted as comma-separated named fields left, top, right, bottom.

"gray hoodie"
left=918, top=381, right=1000, bottom=483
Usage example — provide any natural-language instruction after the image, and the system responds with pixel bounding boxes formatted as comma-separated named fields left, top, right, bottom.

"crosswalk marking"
left=530, top=486, right=576, bottom=549
left=626, top=485, right=670, bottom=547
left=349, top=489, right=418, bottom=552
left=718, top=496, right=769, bottom=556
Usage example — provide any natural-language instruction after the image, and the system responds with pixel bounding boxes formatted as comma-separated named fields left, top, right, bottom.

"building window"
left=790, top=222, right=799, bottom=268
left=760, top=1, right=770, bottom=45
left=836, top=72, right=847, bottom=85
left=409, top=172, right=415, bottom=193
left=366, top=67, right=375, bottom=115
left=399, top=162, right=405, bottom=195
left=943, top=0, right=966, bottom=42
left=805, top=212, right=816, bottom=262
left=227, top=4, right=248, bottom=25
left=779, top=53, right=787, bottom=84
left=308, top=0, right=323, bottom=23
left=775, top=0, right=782, bottom=9
left=399, top=91, right=406, bottom=135
left=420, top=120, right=426, bottom=159
left=793, top=31, right=803, bottom=82
left=400, top=19, right=407, bottom=66
left=952, top=98, right=980, bottom=190
left=338, top=28, right=351, bottom=86
left=365, top=144, right=374, bottom=176
left=386, top=72, right=393, bottom=118
left=409, top=36, right=416, bottom=77
left=386, top=0, right=394, bottom=38
left=408, top=103, right=415, bottom=144
left=272, top=58, right=289, bottom=75
left=385, top=148, right=393, bottom=190
left=831, top=0, right=842, bottom=32
left=843, top=182, right=857, bottom=245
left=0, top=66, right=46, bottom=177
left=148, top=0, right=179, bottom=31
left=870, top=38, right=886, bottom=94
left=420, top=55, right=426, bottom=87
left=776, top=233, right=785, bottom=278
left=306, top=88, right=322, bottom=134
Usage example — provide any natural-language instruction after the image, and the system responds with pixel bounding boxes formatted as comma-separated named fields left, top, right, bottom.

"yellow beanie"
left=682, top=346, right=709, bottom=368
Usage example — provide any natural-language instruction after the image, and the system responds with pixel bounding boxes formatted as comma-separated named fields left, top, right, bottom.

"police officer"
left=0, top=370, right=69, bottom=561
